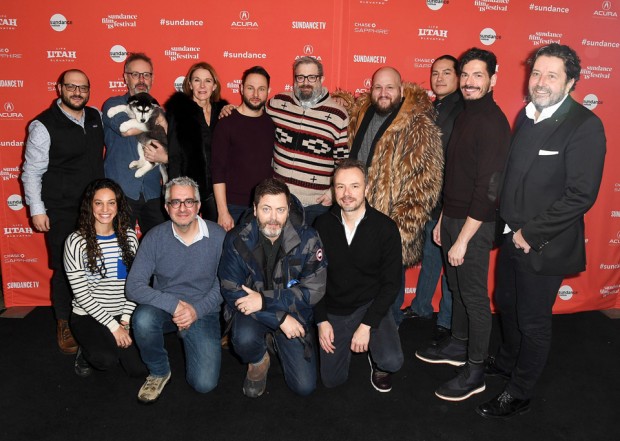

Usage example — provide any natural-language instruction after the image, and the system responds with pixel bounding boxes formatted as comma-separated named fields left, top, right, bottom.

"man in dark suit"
left=477, top=44, right=606, bottom=419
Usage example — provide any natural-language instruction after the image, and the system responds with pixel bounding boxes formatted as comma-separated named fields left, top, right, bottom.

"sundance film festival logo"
left=174, top=76, right=185, bottom=92
left=480, top=28, right=501, bottom=46
left=50, top=13, right=72, bottom=32
left=0, top=48, right=22, bottom=59
left=582, top=65, right=613, bottom=80
left=427, top=0, right=449, bottom=11
left=3, top=224, right=33, bottom=238
left=594, top=1, right=618, bottom=17
left=110, top=45, right=128, bottom=63
left=529, top=31, right=562, bottom=47
left=0, top=15, right=17, bottom=30
left=226, top=79, right=242, bottom=94
left=7, top=194, right=23, bottom=211
left=0, top=166, right=19, bottom=181
left=354, top=22, right=389, bottom=35
left=583, top=94, right=603, bottom=110
left=0, top=102, right=24, bottom=120
left=475, top=0, right=509, bottom=12
left=558, top=285, right=576, bottom=301
left=165, top=46, right=200, bottom=62
left=47, top=48, right=77, bottom=62
left=231, top=10, right=259, bottom=29
left=102, top=13, right=138, bottom=29
left=600, top=284, right=620, bottom=297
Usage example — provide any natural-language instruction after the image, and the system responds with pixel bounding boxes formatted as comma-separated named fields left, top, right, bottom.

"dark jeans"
left=493, top=236, right=563, bottom=400
left=46, top=207, right=79, bottom=320
left=71, top=313, right=147, bottom=377
left=231, top=312, right=317, bottom=396
left=441, top=216, right=494, bottom=363
left=304, top=203, right=330, bottom=227
left=320, top=303, right=403, bottom=388
left=127, top=194, right=166, bottom=236
left=410, top=219, right=453, bottom=328
left=132, top=305, right=221, bottom=393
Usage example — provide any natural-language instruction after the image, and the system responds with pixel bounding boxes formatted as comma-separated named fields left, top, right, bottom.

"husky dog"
left=106, top=93, right=168, bottom=183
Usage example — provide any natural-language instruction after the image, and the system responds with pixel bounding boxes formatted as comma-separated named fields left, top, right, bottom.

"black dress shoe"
left=74, top=347, right=93, bottom=378
left=484, top=356, right=511, bottom=380
left=476, top=391, right=530, bottom=419
left=401, top=307, right=432, bottom=320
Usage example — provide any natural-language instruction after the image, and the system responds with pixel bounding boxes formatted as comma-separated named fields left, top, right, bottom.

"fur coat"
left=345, top=83, right=444, bottom=266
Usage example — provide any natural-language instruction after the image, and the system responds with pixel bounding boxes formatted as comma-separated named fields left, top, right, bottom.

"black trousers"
left=71, top=313, right=147, bottom=377
left=493, top=236, right=563, bottom=400
left=127, top=194, right=166, bottom=236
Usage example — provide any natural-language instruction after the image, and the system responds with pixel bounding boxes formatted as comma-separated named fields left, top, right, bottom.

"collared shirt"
left=171, top=216, right=210, bottom=246
left=22, top=99, right=90, bottom=216
left=341, top=209, right=365, bottom=245
left=525, top=94, right=569, bottom=124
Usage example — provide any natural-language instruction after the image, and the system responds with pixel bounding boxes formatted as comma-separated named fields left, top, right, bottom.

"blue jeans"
left=320, top=303, right=403, bottom=388
left=410, top=219, right=453, bottom=329
left=231, top=312, right=317, bottom=396
left=304, top=203, right=330, bottom=227
left=132, top=304, right=221, bottom=393
left=228, top=203, right=250, bottom=225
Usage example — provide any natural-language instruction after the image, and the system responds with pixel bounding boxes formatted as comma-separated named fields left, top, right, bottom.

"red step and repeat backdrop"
left=1, top=0, right=619, bottom=312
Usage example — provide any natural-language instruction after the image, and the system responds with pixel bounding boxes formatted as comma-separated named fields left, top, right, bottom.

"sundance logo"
left=292, top=21, right=326, bottom=30
left=480, top=28, right=501, bottom=46
left=427, top=0, right=448, bottom=11
left=0, top=140, right=24, bottom=148
left=600, top=284, right=620, bottom=297
left=582, top=65, right=613, bottom=80
left=0, top=166, right=19, bottom=181
left=583, top=93, right=603, bottom=110
left=50, top=13, right=72, bottom=32
left=353, top=54, right=387, bottom=64
left=231, top=10, right=259, bottom=29
left=476, top=0, right=509, bottom=12
left=102, top=14, right=138, bottom=29
left=226, top=79, right=242, bottom=94
left=110, top=45, right=128, bottom=63
left=164, top=46, right=200, bottom=62
left=529, top=31, right=562, bottom=47
left=3, top=224, right=33, bottom=237
left=47, top=49, right=77, bottom=62
left=0, top=79, right=24, bottom=88
left=7, top=194, right=23, bottom=211
left=0, top=102, right=24, bottom=120
left=558, top=285, right=576, bottom=301
left=174, top=76, right=185, bottom=92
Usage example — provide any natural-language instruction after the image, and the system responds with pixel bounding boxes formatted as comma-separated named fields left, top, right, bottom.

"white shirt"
left=341, top=209, right=365, bottom=245
left=171, top=216, right=210, bottom=246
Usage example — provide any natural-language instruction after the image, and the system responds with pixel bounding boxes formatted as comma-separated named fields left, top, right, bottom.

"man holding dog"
left=22, top=68, right=105, bottom=354
left=103, top=52, right=167, bottom=235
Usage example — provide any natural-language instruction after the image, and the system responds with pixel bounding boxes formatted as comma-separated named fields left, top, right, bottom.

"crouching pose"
left=219, top=178, right=327, bottom=398
left=64, top=178, right=146, bottom=378
left=314, top=160, right=403, bottom=392
left=126, top=177, right=226, bottom=403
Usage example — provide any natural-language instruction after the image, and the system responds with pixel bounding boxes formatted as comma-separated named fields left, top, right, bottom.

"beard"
left=529, top=86, right=565, bottom=112
left=259, top=220, right=283, bottom=240
left=61, top=94, right=87, bottom=111
left=294, top=84, right=322, bottom=103
left=242, top=95, right=266, bottom=111
left=372, top=96, right=401, bottom=116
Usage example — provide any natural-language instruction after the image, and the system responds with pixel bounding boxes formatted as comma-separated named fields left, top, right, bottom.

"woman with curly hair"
left=64, top=178, right=146, bottom=378
left=165, top=61, right=229, bottom=221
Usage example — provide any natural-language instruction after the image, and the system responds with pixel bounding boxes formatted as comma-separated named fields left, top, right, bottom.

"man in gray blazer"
left=477, top=44, right=606, bottom=419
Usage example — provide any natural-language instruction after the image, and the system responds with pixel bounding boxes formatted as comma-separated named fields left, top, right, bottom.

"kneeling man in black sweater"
left=314, top=159, right=403, bottom=392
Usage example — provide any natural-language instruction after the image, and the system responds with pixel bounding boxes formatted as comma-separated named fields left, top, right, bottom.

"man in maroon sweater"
left=212, top=66, right=275, bottom=231
left=415, top=48, right=511, bottom=403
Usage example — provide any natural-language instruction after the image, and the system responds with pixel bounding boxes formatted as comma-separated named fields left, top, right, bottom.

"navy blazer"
left=500, top=96, right=606, bottom=275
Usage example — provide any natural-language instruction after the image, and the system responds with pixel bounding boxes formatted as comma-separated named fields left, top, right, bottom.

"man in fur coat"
left=343, top=67, right=444, bottom=326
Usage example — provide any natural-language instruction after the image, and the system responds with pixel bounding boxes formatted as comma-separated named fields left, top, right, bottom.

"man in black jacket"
left=22, top=69, right=104, bottom=354
left=314, top=159, right=403, bottom=392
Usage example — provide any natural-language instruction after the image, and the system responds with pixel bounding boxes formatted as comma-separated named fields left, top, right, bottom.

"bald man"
left=346, top=66, right=444, bottom=326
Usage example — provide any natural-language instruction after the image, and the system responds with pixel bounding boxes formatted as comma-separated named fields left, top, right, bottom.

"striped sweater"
left=64, top=230, right=138, bottom=332
left=266, top=89, right=349, bottom=206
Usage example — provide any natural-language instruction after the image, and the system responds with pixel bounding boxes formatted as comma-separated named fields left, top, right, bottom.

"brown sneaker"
left=243, top=352, right=270, bottom=398
left=57, top=319, right=78, bottom=354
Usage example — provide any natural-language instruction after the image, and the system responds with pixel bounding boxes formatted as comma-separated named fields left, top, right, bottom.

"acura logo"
left=602, top=1, right=612, bottom=10
left=304, top=45, right=314, bottom=55
left=4, top=102, right=14, bottom=112
left=239, top=11, right=250, bottom=20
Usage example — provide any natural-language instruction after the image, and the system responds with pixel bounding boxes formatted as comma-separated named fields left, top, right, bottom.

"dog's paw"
left=129, top=160, right=142, bottom=170
left=106, top=105, right=126, bottom=118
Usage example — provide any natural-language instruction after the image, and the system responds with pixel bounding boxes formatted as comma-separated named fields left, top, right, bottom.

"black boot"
left=435, top=361, right=485, bottom=401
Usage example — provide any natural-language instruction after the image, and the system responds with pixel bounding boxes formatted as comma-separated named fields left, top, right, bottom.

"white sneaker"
left=138, top=372, right=171, bottom=404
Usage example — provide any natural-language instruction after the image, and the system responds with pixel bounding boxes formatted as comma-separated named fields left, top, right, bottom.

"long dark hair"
left=77, top=178, right=135, bottom=276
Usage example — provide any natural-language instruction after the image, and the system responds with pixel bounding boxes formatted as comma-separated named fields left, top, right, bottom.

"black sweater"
left=313, top=202, right=402, bottom=328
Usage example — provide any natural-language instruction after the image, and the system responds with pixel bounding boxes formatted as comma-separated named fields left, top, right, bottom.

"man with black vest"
left=22, top=69, right=105, bottom=354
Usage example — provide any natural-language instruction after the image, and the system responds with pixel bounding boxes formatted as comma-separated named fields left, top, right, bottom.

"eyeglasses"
left=124, top=71, right=153, bottom=80
left=166, top=199, right=198, bottom=209
left=63, top=84, right=90, bottom=93
left=294, top=74, right=320, bottom=83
